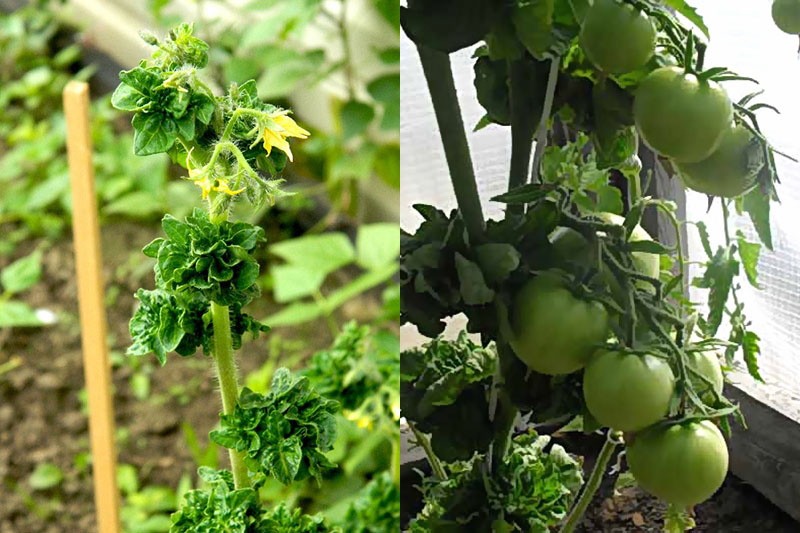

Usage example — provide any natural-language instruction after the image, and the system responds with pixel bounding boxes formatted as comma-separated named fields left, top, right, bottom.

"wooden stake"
left=63, top=81, right=121, bottom=533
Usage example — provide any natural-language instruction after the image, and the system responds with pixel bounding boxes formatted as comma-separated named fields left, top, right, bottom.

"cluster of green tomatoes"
left=509, top=211, right=728, bottom=509
left=577, top=0, right=762, bottom=199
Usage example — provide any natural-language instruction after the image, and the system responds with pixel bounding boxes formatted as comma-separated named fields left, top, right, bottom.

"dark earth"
left=0, top=221, right=383, bottom=533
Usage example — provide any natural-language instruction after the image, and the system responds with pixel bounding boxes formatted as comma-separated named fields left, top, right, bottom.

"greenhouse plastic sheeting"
left=400, top=3, right=800, bottom=419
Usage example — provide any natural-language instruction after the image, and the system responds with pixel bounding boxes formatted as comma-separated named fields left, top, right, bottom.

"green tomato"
left=773, top=0, right=800, bottom=34
left=583, top=350, right=674, bottom=432
left=675, top=124, right=760, bottom=198
left=626, top=420, right=729, bottom=506
left=579, top=0, right=656, bottom=74
left=550, top=213, right=661, bottom=292
left=687, top=350, right=724, bottom=403
left=634, top=66, right=733, bottom=163
left=509, top=273, right=609, bottom=376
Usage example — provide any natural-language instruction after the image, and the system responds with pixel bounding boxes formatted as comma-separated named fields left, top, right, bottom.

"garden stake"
left=63, top=80, right=122, bottom=533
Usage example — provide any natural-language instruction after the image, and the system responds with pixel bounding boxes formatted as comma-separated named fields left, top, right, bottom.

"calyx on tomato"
left=772, top=0, right=800, bottom=34
left=509, top=272, right=609, bottom=376
left=582, top=349, right=674, bottom=432
left=675, top=123, right=761, bottom=198
left=634, top=66, right=733, bottom=163
left=579, top=0, right=656, bottom=74
left=626, top=420, right=729, bottom=507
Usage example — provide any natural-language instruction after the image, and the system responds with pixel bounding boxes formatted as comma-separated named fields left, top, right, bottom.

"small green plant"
left=264, top=223, right=399, bottom=329
left=114, top=24, right=398, bottom=530
left=0, top=248, right=51, bottom=328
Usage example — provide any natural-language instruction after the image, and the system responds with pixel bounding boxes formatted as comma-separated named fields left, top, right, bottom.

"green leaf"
left=742, top=329, right=763, bottom=382
left=735, top=231, right=761, bottom=288
left=356, top=223, right=400, bottom=270
left=454, top=253, right=495, bottom=305
left=267, top=436, right=303, bottom=484
left=1, top=249, right=42, bottom=295
left=377, top=47, right=400, bottom=64
left=663, top=0, right=709, bottom=38
left=255, top=48, right=326, bottom=99
left=270, top=232, right=355, bottom=275
left=741, top=187, right=772, bottom=250
left=367, top=74, right=399, bottom=131
left=29, top=463, right=64, bottom=490
left=491, top=183, right=557, bottom=204
left=132, top=113, right=177, bottom=156
left=400, top=0, right=496, bottom=53
left=695, top=221, right=713, bottom=259
left=271, top=264, right=327, bottom=303
left=372, top=0, right=400, bottom=31
left=263, top=302, right=323, bottom=327
left=0, top=301, right=45, bottom=328
left=697, top=246, right=738, bottom=336
left=340, top=100, right=375, bottom=140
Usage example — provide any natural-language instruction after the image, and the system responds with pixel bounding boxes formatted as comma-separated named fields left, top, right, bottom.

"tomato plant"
left=115, top=25, right=400, bottom=531
left=401, top=0, right=788, bottom=530
left=627, top=420, right=729, bottom=507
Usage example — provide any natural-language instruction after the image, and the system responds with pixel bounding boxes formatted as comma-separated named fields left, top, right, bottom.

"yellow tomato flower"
left=262, top=113, right=310, bottom=162
left=345, top=410, right=374, bottom=430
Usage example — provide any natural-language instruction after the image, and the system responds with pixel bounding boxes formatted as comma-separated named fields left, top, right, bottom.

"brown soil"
left=0, top=221, right=380, bottom=533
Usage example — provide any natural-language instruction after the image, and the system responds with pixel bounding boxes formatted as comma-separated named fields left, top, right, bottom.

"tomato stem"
left=416, top=45, right=485, bottom=242
left=409, top=422, right=447, bottom=480
left=211, top=301, right=250, bottom=489
left=530, top=57, right=561, bottom=183
left=507, top=59, right=536, bottom=217
left=559, top=430, right=619, bottom=533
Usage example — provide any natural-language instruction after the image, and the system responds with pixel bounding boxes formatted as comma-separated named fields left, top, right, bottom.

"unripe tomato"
left=773, top=0, right=800, bottom=34
left=583, top=350, right=674, bottom=431
left=509, top=273, right=609, bottom=375
left=634, top=66, right=733, bottom=163
left=626, top=420, right=729, bottom=506
left=675, top=124, right=760, bottom=198
left=687, top=350, right=724, bottom=403
left=579, top=0, right=656, bottom=74
left=550, top=213, right=661, bottom=293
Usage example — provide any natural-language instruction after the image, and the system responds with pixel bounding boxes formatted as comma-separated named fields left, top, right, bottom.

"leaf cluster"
left=210, top=368, right=339, bottom=485
left=409, top=431, right=583, bottom=532
left=339, top=472, right=401, bottom=533
left=301, top=321, right=399, bottom=418
left=401, top=333, right=496, bottom=462
left=144, top=208, right=264, bottom=306
left=170, top=467, right=338, bottom=533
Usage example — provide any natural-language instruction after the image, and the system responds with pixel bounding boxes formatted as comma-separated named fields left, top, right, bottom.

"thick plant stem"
left=211, top=301, right=250, bottom=489
left=530, top=57, right=561, bottom=183
left=559, top=432, right=619, bottom=533
left=417, top=45, right=485, bottom=243
left=490, top=344, right=519, bottom=473
left=409, top=423, right=448, bottom=480
left=390, top=434, right=401, bottom=486
left=507, top=60, right=536, bottom=218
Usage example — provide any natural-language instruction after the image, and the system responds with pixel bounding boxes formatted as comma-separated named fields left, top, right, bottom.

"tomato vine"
left=400, top=1, right=790, bottom=530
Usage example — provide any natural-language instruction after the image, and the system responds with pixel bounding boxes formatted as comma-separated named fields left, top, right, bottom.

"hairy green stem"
left=417, top=45, right=485, bottom=242
left=390, top=433, right=401, bottom=486
left=507, top=60, right=536, bottom=217
left=530, top=57, right=561, bottom=183
left=559, top=432, right=619, bottom=533
left=409, top=423, right=447, bottom=481
left=211, top=301, right=250, bottom=489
